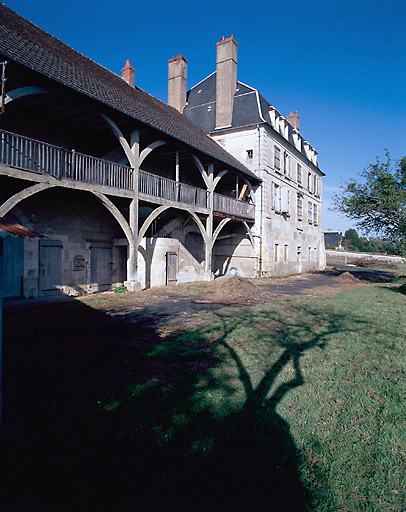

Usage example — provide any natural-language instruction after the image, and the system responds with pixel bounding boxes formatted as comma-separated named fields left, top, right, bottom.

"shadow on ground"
left=1, top=296, right=360, bottom=511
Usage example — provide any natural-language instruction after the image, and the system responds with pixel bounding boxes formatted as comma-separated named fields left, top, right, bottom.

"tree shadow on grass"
left=1, top=298, right=364, bottom=511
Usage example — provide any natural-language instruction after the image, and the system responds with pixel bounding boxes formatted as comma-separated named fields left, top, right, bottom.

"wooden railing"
left=139, top=169, right=208, bottom=209
left=0, top=129, right=254, bottom=219
left=0, top=129, right=133, bottom=189
left=214, top=193, right=255, bottom=219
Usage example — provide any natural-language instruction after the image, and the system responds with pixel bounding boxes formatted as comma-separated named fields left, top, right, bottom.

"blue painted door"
left=3, top=235, right=23, bottom=298
left=39, top=239, right=62, bottom=296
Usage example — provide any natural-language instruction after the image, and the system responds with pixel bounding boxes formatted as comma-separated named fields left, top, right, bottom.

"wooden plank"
left=238, top=184, right=248, bottom=201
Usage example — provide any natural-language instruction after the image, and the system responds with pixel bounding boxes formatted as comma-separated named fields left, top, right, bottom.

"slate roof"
left=0, top=4, right=259, bottom=182
left=324, top=231, right=342, bottom=246
left=184, top=72, right=323, bottom=172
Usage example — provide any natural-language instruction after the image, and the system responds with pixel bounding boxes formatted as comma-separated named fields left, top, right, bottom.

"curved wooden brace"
left=137, top=204, right=210, bottom=249
left=5, top=86, right=48, bottom=105
left=100, top=114, right=136, bottom=168
left=213, top=170, right=229, bottom=191
left=242, top=221, right=255, bottom=248
left=139, top=140, right=167, bottom=166
left=91, top=192, right=135, bottom=245
left=137, top=205, right=170, bottom=245
left=192, top=155, right=209, bottom=188
left=186, top=209, right=210, bottom=246
left=212, top=218, right=232, bottom=246
left=0, top=183, right=56, bottom=217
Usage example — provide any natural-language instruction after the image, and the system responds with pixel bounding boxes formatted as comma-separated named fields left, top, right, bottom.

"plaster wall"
left=138, top=237, right=205, bottom=288
left=213, top=235, right=256, bottom=277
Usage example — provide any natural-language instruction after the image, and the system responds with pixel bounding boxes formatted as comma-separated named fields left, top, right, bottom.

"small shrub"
left=112, top=286, right=127, bottom=293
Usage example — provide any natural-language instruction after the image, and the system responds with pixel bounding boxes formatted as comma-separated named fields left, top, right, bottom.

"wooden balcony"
left=0, top=129, right=255, bottom=220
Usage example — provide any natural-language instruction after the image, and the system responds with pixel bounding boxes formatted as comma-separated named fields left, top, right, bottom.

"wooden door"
left=166, top=252, right=178, bottom=286
left=3, top=235, right=23, bottom=298
left=90, top=242, right=113, bottom=292
left=39, top=239, right=62, bottom=296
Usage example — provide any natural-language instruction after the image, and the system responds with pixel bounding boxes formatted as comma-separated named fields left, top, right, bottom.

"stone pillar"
left=215, top=35, right=237, bottom=129
left=168, top=55, right=188, bottom=113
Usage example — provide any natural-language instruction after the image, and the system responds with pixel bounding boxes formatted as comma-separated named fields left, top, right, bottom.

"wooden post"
left=175, top=151, right=180, bottom=201
left=127, top=129, right=140, bottom=291
left=204, top=163, right=214, bottom=280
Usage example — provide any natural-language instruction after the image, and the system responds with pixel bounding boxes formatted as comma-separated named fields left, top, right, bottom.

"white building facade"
left=172, top=36, right=326, bottom=277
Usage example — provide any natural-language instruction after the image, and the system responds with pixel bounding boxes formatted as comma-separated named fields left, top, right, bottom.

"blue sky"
left=4, top=0, right=406, bottom=233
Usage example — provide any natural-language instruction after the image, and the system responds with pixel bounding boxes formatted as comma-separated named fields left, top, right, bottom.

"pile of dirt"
left=202, top=276, right=274, bottom=304
left=332, top=271, right=358, bottom=283
left=351, top=258, right=398, bottom=269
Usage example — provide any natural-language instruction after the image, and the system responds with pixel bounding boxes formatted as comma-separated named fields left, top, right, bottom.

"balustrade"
left=0, top=129, right=254, bottom=219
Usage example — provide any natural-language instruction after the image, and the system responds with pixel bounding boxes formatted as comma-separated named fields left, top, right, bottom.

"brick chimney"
left=168, top=54, right=188, bottom=113
left=286, top=111, right=300, bottom=132
left=215, top=35, right=237, bottom=129
left=121, top=60, right=135, bottom=87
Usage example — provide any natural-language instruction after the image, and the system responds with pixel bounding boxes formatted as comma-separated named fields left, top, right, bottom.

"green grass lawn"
left=2, top=280, right=406, bottom=511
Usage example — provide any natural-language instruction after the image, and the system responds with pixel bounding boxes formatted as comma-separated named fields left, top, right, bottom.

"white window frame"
left=297, top=164, right=302, bottom=185
left=297, top=193, right=303, bottom=220
left=274, top=146, right=281, bottom=172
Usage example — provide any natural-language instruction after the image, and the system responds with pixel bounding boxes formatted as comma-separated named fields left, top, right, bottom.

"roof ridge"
left=0, top=3, right=260, bottom=180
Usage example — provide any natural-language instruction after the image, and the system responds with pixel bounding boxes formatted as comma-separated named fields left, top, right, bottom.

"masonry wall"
left=1, top=186, right=126, bottom=297
left=211, top=125, right=326, bottom=277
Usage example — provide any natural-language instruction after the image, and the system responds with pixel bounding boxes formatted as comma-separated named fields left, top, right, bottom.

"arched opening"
left=212, top=220, right=255, bottom=278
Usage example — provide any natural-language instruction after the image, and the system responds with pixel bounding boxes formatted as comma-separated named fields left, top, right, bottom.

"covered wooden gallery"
left=0, top=4, right=260, bottom=298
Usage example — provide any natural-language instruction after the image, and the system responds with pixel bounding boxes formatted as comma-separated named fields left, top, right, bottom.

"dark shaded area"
left=1, top=296, right=354, bottom=511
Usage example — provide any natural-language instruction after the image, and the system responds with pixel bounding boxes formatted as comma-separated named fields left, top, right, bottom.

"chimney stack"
left=168, top=54, right=188, bottom=113
left=215, top=35, right=238, bottom=129
left=121, top=60, right=135, bottom=87
left=286, top=111, right=300, bottom=132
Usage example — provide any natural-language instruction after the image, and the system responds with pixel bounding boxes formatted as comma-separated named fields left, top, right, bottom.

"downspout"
left=257, top=123, right=263, bottom=277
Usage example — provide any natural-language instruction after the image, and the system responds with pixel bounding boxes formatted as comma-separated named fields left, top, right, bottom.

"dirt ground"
left=71, top=265, right=399, bottom=323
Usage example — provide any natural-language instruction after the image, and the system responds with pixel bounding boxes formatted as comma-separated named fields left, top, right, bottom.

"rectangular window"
left=275, top=243, right=279, bottom=263
left=246, top=149, right=253, bottom=159
left=308, top=201, right=313, bottom=223
left=307, top=172, right=312, bottom=191
left=272, top=182, right=281, bottom=211
left=274, top=146, right=281, bottom=171
left=313, top=203, right=318, bottom=225
left=297, top=194, right=303, bottom=219
left=281, top=188, right=290, bottom=214
left=297, top=164, right=302, bottom=185
left=317, top=177, right=321, bottom=196
left=284, top=244, right=288, bottom=263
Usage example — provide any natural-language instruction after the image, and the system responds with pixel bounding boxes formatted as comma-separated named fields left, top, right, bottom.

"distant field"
left=2, top=276, right=406, bottom=511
